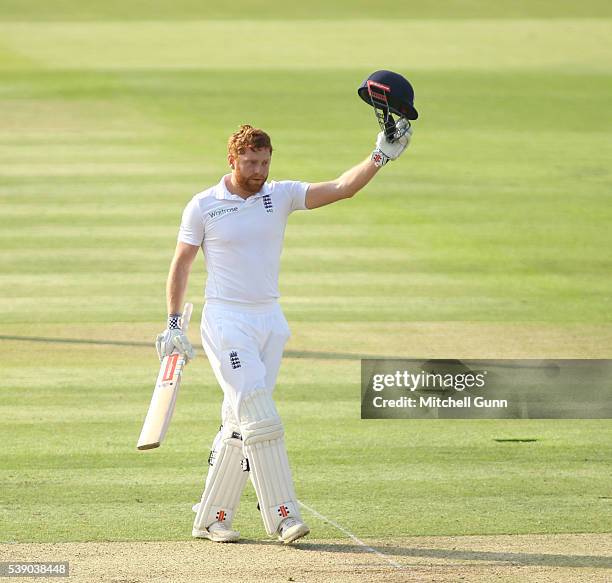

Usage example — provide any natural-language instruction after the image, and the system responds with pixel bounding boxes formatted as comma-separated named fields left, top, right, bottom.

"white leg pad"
left=193, top=423, right=249, bottom=531
left=239, top=389, right=302, bottom=535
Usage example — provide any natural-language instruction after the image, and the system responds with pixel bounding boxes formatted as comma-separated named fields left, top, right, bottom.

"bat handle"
left=181, top=302, right=193, bottom=333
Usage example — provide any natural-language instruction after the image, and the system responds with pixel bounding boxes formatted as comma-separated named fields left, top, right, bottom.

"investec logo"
left=209, top=206, right=238, bottom=219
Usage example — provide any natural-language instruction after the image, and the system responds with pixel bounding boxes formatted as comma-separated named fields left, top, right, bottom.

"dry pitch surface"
left=2, top=534, right=611, bottom=582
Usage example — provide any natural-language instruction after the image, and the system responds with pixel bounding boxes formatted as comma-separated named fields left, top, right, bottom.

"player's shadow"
left=276, top=542, right=612, bottom=569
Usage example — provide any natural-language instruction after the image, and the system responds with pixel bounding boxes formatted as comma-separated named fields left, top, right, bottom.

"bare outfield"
left=2, top=534, right=610, bottom=583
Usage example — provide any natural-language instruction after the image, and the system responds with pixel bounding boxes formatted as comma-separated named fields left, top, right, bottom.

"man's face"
left=229, top=148, right=271, bottom=194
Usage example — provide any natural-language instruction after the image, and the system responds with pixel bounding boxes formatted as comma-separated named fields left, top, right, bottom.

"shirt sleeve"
left=279, top=180, right=310, bottom=213
left=177, top=197, right=204, bottom=246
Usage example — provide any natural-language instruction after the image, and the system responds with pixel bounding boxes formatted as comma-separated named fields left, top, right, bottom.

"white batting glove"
left=371, top=118, right=413, bottom=167
left=155, top=315, right=195, bottom=362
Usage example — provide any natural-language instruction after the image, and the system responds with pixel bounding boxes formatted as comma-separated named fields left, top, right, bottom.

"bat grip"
left=181, top=302, right=193, bottom=333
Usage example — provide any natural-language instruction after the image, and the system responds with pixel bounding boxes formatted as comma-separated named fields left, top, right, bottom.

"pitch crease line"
left=297, top=499, right=403, bottom=569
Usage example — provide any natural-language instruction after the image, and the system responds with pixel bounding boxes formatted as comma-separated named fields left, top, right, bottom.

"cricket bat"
left=137, top=302, right=193, bottom=450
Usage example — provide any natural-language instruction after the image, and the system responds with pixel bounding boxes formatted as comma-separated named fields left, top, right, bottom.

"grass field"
left=1, top=1, right=611, bottom=581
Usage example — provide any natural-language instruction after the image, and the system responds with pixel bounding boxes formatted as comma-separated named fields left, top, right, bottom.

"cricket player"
left=156, top=122, right=412, bottom=544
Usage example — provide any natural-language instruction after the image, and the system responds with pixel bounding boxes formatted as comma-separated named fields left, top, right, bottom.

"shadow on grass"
left=0, top=334, right=388, bottom=360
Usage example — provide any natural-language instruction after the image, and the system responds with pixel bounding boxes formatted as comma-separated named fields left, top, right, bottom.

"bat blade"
left=137, top=302, right=193, bottom=451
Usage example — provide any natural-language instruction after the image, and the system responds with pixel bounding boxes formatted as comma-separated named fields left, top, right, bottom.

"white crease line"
left=297, top=499, right=403, bottom=569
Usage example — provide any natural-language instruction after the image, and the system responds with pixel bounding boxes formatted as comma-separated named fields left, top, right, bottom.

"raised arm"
left=305, top=158, right=379, bottom=209
left=305, top=119, right=413, bottom=210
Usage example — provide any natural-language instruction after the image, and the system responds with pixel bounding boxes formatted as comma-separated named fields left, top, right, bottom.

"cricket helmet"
left=358, top=70, right=418, bottom=141
left=358, top=70, right=418, bottom=119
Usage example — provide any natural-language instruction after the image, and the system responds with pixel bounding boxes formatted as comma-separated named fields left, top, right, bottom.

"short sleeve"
left=279, top=180, right=310, bottom=213
left=177, top=197, right=204, bottom=246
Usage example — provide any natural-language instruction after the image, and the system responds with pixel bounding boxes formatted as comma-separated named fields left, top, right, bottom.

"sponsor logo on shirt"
left=209, top=206, right=238, bottom=219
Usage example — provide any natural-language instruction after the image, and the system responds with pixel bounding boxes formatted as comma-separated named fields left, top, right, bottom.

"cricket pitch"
left=2, top=533, right=610, bottom=582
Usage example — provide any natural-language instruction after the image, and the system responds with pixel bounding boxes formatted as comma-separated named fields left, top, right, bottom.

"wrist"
left=167, top=313, right=181, bottom=330
left=371, top=148, right=390, bottom=168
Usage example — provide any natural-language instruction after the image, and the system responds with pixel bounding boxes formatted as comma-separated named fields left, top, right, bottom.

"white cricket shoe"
left=277, top=517, right=310, bottom=544
left=192, top=521, right=240, bottom=543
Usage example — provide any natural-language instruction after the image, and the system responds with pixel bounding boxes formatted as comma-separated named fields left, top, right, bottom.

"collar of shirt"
left=215, top=174, right=270, bottom=201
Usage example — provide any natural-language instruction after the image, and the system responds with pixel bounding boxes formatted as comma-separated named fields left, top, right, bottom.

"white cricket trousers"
left=200, top=300, right=291, bottom=422
left=195, top=299, right=304, bottom=535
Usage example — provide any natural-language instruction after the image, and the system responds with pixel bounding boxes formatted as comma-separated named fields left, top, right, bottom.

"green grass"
left=0, top=1, right=611, bottom=543
left=1, top=1, right=612, bottom=21
left=1, top=68, right=610, bottom=324
left=1, top=347, right=610, bottom=542
left=1, top=20, right=611, bottom=71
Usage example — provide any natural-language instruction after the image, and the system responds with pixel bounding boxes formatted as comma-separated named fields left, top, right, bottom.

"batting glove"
left=371, top=118, right=413, bottom=167
left=155, top=314, right=195, bottom=362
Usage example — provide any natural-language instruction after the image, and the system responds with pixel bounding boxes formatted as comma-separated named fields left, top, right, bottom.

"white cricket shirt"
left=178, top=174, right=310, bottom=305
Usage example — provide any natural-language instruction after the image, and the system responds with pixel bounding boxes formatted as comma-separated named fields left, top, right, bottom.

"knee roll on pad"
left=193, top=424, right=249, bottom=531
left=239, top=390, right=302, bottom=535
left=239, top=390, right=283, bottom=443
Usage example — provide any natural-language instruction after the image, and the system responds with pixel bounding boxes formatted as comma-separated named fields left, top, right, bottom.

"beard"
left=234, top=166, right=268, bottom=194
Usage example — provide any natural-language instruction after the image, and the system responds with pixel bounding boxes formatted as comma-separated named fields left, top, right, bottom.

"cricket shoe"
left=192, top=521, right=240, bottom=543
left=277, top=517, right=310, bottom=544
